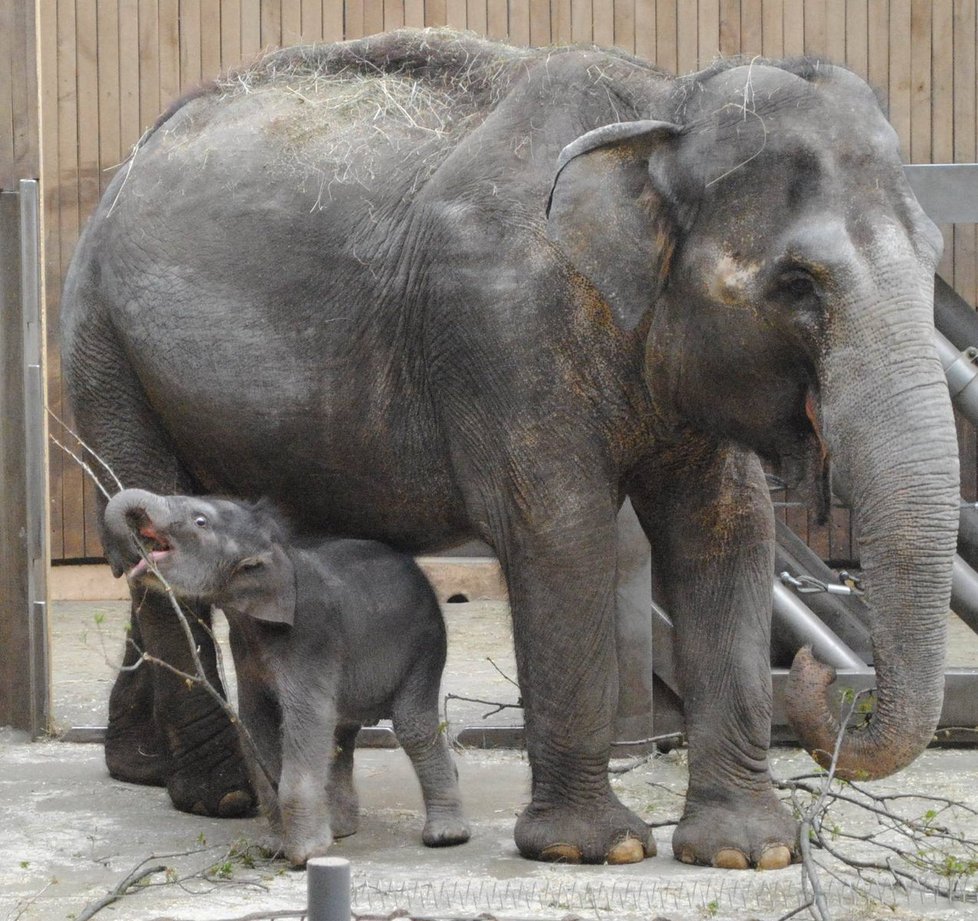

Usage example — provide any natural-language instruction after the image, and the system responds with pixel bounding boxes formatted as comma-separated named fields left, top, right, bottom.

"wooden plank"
left=719, top=0, right=742, bottom=57
left=159, top=0, right=180, bottom=110
left=10, top=0, right=39, bottom=182
left=200, top=0, right=223, bottom=76
left=570, top=0, right=593, bottom=43
left=594, top=0, right=615, bottom=47
left=241, top=0, right=263, bottom=59
left=866, top=0, right=888, bottom=107
left=529, top=0, right=552, bottom=46
left=119, top=1, right=141, bottom=146
left=446, top=0, right=467, bottom=30
left=345, top=0, right=365, bottom=38
left=56, top=0, right=80, bottom=559
left=952, top=0, right=977, bottom=321
left=76, top=0, right=100, bottom=556
left=802, top=0, right=825, bottom=57
left=385, top=0, right=406, bottom=29
left=632, top=0, right=653, bottom=60
left=138, top=0, right=161, bottom=131
left=0, top=191, right=31, bottom=728
left=844, top=0, right=868, bottom=79
left=179, top=0, right=202, bottom=92
left=761, top=0, right=782, bottom=59
left=552, top=0, right=571, bottom=44
left=931, top=0, right=954, bottom=285
left=363, top=0, right=384, bottom=33
left=262, top=0, right=283, bottom=47
left=282, top=0, right=303, bottom=44
left=426, top=0, right=447, bottom=27
left=909, top=0, right=931, bottom=164
left=510, top=0, right=531, bottom=44
left=0, top=0, right=18, bottom=189
left=782, top=0, right=802, bottom=57
left=888, top=0, right=911, bottom=160
left=324, top=0, right=347, bottom=38
left=221, top=0, right=242, bottom=66
left=301, top=0, right=323, bottom=40
left=96, top=1, right=120, bottom=195
left=655, top=0, right=677, bottom=72
left=467, top=0, right=487, bottom=34
left=823, top=0, right=845, bottom=62
left=487, top=0, right=508, bottom=38
left=698, top=0, right=720, bottom=67
left=740, top=0, right=762, bottom=56
left=676, top=0, right=698, bottom=73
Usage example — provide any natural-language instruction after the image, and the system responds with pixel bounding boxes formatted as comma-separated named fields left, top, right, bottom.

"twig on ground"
left=74, top=864, right=168, bottom=921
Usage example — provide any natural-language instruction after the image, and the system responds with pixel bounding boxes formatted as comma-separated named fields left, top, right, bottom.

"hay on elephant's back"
left=218, top=28, right=535, bottom=135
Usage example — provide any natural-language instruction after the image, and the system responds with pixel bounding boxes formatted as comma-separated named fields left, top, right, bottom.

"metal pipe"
left=952, top=555, right=978, bottom=636
left=772, top=581, right=866, bottom=670
left=307, top=856, right=351, bottom=921
left=936, top=330, right=978, bottom=426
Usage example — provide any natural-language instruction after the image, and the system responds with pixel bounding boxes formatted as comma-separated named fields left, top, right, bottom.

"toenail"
left=540, top=843, right=583, bottom=863
left=606, top=837, right=646, bottom=864
left=712, top=847, right=750, bottom=870
left=191, top=800, right=208, bottom=816
left=677, top=845, right=699, bottom=865
left=218, top=790, right=254, bottom=817
left=758, top=845, right=793, bottom=870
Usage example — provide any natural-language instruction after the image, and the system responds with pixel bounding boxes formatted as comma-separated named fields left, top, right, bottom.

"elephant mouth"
left=128, top=523, right=173, bottom=579
left=774, top=388, right=831, bottom=522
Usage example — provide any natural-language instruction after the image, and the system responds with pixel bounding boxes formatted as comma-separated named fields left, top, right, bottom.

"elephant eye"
left=777, top=269, right=819, bottom=302
left=194, top=515, right=208, bottom=528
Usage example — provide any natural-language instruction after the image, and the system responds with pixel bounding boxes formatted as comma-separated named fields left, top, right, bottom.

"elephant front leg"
left=118, top=593, right=255, bottom=817
left=500, top=502, right=655, bottom=865
left=633, top=449, right=798, bottom=870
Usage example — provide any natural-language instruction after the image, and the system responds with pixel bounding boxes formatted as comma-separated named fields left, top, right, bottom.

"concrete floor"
left=2, top=599, right=978, bottom=921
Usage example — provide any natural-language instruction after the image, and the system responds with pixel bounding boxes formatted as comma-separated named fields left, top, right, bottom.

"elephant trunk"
left=103, top=488, right=169, bottom=574
left=786, top=284, right=960, bottom=780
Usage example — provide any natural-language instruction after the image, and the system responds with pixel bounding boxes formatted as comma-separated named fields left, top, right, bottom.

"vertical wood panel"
left=33, top=0, right=978, bottom=562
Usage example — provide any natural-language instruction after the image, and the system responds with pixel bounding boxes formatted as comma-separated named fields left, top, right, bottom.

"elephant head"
left=548, top=60, right=959, bottom=779
left=104, top=488, right=296, bottom=625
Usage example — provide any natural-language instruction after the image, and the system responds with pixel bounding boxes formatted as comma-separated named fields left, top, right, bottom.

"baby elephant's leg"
left=235, top=678, right=285, bottom=853
left=328, top=723, right=361, bottom=838
left=392, top=670, right=470, bottom=847
left=277, top=683, right=338, bottom=867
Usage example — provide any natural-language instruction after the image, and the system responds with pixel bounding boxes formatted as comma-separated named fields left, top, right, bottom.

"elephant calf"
left=104, top=487, right=470, bottom=866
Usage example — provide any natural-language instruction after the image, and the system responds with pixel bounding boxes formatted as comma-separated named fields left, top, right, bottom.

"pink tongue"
left=129, top=549, right=169, bottom=578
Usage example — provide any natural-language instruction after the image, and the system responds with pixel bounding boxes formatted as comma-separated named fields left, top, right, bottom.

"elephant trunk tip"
left=785, top=645, right=917, bottom=782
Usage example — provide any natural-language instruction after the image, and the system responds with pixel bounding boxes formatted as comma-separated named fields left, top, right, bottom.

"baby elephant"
left=104, top=488, right=470, bottom=866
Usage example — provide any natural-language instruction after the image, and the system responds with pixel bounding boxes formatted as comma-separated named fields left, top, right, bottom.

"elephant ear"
left=546, top=120, right=685, bottom=331
left=226, top=543, right=296, bottom=626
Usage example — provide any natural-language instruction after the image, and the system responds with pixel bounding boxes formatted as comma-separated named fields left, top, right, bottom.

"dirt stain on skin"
left=709, top=252, right=761, bottom=309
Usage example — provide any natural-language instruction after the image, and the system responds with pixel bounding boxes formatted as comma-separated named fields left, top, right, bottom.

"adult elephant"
left=61, top=30, right=959, bottom=868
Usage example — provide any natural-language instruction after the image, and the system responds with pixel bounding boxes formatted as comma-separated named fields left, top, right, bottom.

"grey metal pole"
left=936, top=330, right=978, bottom=425
left=19, top=179, right=49, bottom=739
left=772, top=582, right=865, bottom=670
left=307, top=856, right=351, bottom=921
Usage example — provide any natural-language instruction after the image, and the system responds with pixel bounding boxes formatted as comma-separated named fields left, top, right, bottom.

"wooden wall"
left=37, top=0, right=978, bottom=563
left=1, top=0, right=38, bottom=188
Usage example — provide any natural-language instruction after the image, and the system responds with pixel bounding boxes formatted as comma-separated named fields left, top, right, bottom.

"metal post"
left=19, top=179, right=49, bottom=739
left=307, top=856, right=351, bottom=921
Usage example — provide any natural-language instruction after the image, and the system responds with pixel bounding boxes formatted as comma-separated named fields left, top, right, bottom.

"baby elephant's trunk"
left=103, top=488, right=171, bottom=568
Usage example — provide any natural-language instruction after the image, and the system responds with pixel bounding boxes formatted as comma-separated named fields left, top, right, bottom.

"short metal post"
left=307, top=856, right=350, bottom=921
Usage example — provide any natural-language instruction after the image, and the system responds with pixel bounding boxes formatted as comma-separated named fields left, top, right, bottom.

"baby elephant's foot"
left=284, top=826, right=334, bottom=869
left=673, top=792, right=799, bottom=870
left=422, top=809, right=471, bottom=847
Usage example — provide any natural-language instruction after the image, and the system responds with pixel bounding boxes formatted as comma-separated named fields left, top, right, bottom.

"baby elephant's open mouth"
left=127, top=518, right=173, bottom=578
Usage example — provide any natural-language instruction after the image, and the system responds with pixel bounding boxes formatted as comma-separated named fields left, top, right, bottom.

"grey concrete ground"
left=2, top=600, right=978, bottom=921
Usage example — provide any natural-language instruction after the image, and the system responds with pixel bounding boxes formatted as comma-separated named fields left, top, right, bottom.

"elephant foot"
left=285, top=828, right=334, bottom=869
left=515, top=795, right=655, bottom=864
left=422, top=809, right=471, bottom=847
left=673, top=792, right=798, bottom=870
left=105, top=663, right=169, bottom=787
left=166, top=718, right=257, bottom=818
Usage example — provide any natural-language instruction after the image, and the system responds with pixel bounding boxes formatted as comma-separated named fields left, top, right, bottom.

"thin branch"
left=46, top=406, right=125, bottom=493
left=74, top=864, right=168, bottom=921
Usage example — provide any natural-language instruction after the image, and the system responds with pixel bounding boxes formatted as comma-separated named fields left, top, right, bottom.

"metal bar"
left=904, top=163, right=978, bottom=224
left=951, top=555, right=978, bottom=635
left=772, top=582, right=866, bottom=670
left=307, top=857, right=351, bottom=921
left=19, top=179, right=49, bottom=739
left=936, top=330, right=978, bottom=425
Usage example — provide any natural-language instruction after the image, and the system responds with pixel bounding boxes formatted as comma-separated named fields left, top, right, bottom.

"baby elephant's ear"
left=228, top=544, right=296, bottom=626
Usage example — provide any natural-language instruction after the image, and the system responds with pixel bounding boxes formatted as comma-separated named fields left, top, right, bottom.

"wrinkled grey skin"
left=61, top=30, right=959, bottom=868
left=104, top=488, right=470, bottom=866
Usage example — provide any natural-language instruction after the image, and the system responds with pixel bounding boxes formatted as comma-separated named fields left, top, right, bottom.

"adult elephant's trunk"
left=786, top=270, right=960, bottom=780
